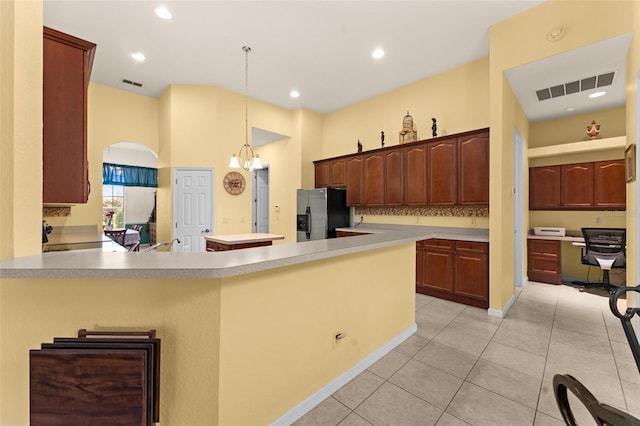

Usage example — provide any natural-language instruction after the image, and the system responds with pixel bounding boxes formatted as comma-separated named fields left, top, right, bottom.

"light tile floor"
left=293, top=282, right=640, bottom=426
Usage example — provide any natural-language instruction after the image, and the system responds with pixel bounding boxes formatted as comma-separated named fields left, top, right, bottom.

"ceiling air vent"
left=122, top=78, right=143, bottom=88
left=536, top=71, right=615, bottom=101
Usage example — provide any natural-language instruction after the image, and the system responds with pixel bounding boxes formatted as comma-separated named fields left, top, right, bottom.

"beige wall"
left=0, top=243, right=415, bottom=425
left=0, top=0, right=43, bottom=259
left=489, top=0, right=634, bottom=311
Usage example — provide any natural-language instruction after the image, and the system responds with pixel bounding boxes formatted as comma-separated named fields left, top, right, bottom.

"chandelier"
left=229, top=46, right=263, bottom=171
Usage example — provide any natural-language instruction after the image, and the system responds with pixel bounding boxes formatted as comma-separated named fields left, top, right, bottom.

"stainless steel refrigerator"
left=297, top=188, right=351, bottom=241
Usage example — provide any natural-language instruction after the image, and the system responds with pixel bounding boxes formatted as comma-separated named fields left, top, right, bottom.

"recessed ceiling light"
left=589, top=91, right=606, bottom=98
left=565, top=106, right=575, bottom=112
left=131, top=52, right=146, bottom=63
left=155, top=5, right=172, bottom=20
left=290, top=90, right=300, bottom=98
left=372, top=48, right=385, bottom=59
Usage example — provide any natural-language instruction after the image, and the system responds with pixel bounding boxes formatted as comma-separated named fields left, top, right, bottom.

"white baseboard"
left=270, top=323, right=417, bottom=426
left=488, top=292, right=516, bottom=318
left=517, top=277, right=529, bottom=288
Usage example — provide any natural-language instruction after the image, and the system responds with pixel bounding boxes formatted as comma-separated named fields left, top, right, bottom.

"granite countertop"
left=204, top=233, right=285, bottom=244
left=1, top=224, right=488, bottom=280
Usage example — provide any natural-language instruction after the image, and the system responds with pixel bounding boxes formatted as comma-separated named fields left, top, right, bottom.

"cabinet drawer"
left=421, top=239, right=454, bottom=251
left=528, top=239, right=560, bottom=257
left=455, top=240, right=488, bottom=254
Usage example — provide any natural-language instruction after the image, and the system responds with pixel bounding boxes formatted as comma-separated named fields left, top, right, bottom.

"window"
left=103, top=184, right=124, bottom=228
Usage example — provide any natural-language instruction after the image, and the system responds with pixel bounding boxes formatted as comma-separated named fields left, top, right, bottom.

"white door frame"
left=173, top=167, right=214, bottom=252
left=514, top=129, right=526, bottom=287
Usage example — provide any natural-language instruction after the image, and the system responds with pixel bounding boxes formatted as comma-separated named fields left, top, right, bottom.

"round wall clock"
left=223, top=172, right=246, bottom=195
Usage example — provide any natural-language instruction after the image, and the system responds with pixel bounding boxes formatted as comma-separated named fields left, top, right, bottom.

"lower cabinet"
left=416, top=239, right=488, bottom=308
left=527, top=239, right=562, bottom=285
left=205, top=240, right=273, bottom=251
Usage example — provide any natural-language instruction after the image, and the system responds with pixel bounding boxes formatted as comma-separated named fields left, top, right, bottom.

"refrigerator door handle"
left=305, top=206, right=312, bottom=240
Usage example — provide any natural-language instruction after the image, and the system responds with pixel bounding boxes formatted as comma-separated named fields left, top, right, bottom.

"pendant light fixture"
left=229, top=46, right=263, bottom=171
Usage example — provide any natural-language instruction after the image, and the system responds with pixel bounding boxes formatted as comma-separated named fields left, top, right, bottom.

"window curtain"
left=103, top=163, right=158, bottom=188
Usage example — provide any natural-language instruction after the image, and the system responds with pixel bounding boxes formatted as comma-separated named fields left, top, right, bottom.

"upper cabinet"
left=315, top=158, right=345, bottom=188
left=314, top=128, right=489, bottom=208
left=43, top=27, right=96, bottom=204
left=529, top=159, right=626, bottom=210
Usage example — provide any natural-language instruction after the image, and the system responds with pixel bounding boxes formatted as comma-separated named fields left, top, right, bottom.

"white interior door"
left=174, top=168, right=213, bottom=252
left=253, top=167, right=269, bottom=233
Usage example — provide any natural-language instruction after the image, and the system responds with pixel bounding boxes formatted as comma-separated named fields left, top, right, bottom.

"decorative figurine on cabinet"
left=381, top=131, right=385, bottom=147
left=399, top=110, right=418, bottom=144
left=586, top=120, right=600, bottom=139
left=357, top=139, right=362, bottom=153
left=431, top=118, right=438, bottom=138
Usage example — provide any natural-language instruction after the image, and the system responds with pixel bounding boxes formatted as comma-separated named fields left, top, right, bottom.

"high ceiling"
left=43, top=0, right=628, bottom=122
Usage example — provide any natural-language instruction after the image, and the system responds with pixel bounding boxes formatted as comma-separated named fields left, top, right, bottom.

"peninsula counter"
left=0, top=224, right=488, bottom=425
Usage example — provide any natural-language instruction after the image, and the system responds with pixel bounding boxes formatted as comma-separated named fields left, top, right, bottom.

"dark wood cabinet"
left=427, top=138, right=457, bottom=206
left=417, top=238, right=488, bottom=308
left=404, top=144, right=428, bottom=206
left=594, top=160, right=626, bottom=208
left=527, top=239, right=561, bottom=285
left=335, top=230, right=371, bottom=237
left=458, top=131, right=489, bottom=205
left=314, top=161, right=330, bottom=188
left=206, top=239, right=273, bottom=251
left=364, top=152, right=385, bottom=206
left=529, top=159, right=625, bottom=210
left=314, top=128, right=489, bottom=208
left=314, top=158, right=346, bottom=188
left=43, top=27, right=96, bottom=204
left=561, top=162, right=594, bottom=208
left=384, top=148, right=405, bottom=206
left=529, top=166, right=561, bottom=209
left=345, top=155, right=363, bottom=206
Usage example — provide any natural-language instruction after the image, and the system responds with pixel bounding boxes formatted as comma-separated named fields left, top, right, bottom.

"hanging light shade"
left=229, top=46, right=263, bottom=171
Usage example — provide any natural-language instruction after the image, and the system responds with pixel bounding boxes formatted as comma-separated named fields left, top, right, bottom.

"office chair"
left=580, top=228, right=626, bottom=292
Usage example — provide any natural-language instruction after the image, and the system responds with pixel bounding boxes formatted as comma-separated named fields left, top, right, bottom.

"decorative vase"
left=105, top=224, right=113, bottom=231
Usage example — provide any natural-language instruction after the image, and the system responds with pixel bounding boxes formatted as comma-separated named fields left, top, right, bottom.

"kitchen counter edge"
left=0, top=225, right=488, bottom=280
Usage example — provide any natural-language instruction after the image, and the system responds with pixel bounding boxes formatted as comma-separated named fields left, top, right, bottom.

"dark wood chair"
left=104, top=229, right=127, bottom=247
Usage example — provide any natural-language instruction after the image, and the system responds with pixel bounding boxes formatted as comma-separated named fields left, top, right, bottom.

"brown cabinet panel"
left=43, top=27, right=95, bottom=204
left=527, top=239, right=561, bottom=285
left=561, top=162, right=594, bottom=207
left=404, top=144, right=428, bottom=206
left=385, top=148, right=405, bottom=206
left=346, top=155, right=364, bottom=206
left=330, top=159, right=346, bottom=187
left=427, top=138, right=457, bottom=206
left=315, top=161, right=330, bottom=188
left=364, top=152, right=385, bottom=206
left=458, top=131, right=489, bottom=205
left=416, top=238, right=488, bottom=308
left=421, top=249, right=454, bottom=292
left=529, top=166, right=561, bottom=210
left=594, top=160, right=625, bottom=208
left=454, top=251, right=488, bottom=301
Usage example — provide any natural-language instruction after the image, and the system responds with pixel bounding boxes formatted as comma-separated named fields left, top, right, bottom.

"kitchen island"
left=204, top=232, right=284, bottom=251
left=0, top=225, right=487, bottom=425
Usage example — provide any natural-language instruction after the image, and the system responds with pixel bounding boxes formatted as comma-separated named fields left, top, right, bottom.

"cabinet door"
left=315, top=161, right=330, bottom=188
left=404, top=144, right=428, bottom=206
left=363, top=152, right=385, bottom=206
left=346, top=155, right=363, bottom=206
left=421, top=248, right=454, bottom=292
left=561, top=163, right=594, bottom=207
left=427, top=139, right=457, bottom=206
left=453, top=249, right=488, bottom=305
left=458, top=131, right=489, bottom=205
left=330, top=159, right=346, bottom=187
left=43, top=28, right=95, bottom=204
left=385, top=148, right=404, bottom=206
left=594, top=160, right=625, bottom=209
left=529, top=166, right=561, bottom=210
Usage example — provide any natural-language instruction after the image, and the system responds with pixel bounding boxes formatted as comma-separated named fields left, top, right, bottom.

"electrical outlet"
left=596, top=217, right=602, bottom=224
